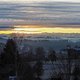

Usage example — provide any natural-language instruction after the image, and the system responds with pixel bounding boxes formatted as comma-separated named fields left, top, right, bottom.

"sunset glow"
left=13, top=27, right=80, bottom=34
left=0, top=26, right=80, bottom=34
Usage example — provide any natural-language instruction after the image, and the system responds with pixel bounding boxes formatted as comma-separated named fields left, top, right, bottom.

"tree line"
left=0, top=39, right=80, bottom=80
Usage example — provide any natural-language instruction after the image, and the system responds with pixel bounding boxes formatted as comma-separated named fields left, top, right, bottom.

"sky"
left=0, top=0, right=80, bottom=34
left=1, top=0, right=80, bottom=2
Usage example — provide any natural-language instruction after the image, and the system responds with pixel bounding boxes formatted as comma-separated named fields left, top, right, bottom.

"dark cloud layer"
left=0, top=2, right=80, bottom=28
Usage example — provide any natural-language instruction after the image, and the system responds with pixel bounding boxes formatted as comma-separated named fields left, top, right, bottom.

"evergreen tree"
left=0, top=39, right=19, bottom=79
left=35, top=47, right=45, bottom=61
left=48, top=50, right=57, bottom=62
left=26, top=49, right=35, bottom=61
left=1, top=39, right=18, bottom=65
left=33, top=61, right=43, bottom=79
left=18, top=62, right=34, bottom=80
left=73, top=66, right=80, bottom=80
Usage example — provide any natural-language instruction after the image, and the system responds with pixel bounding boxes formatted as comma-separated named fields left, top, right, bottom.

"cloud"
left=0, top=2, right=80, bottom=28
left=1, top=0, right=80, bottom=3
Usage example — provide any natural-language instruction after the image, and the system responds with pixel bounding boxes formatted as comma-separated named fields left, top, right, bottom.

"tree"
left=1, top=39, right=18, bottom=65
left=72, top=65, right=80, bottom=80
left=19, top=62, right=34, bottom=80
left=48, top=50, right=57, bottom=62
left=0, top=39, right=19, bottom=79
left=73, top=66, right=80, bottom=76
left=35, top=76, right=42, bottom=80
left=35, top=47, right=45, bottom=61
left=26, top=49, right=35, bottom=62
left=67, top=48, right=78, bottom=59
left=33, top=61, right=43, bottom=79
left=50, top=73, right=63, bottom=80
left=73, top=76, right=79, bottom=80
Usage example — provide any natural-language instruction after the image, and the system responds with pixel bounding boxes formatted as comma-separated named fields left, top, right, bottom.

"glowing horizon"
left=13, top=27, right=80, bottom=34
left=1, top=26, right=80, bottom=34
